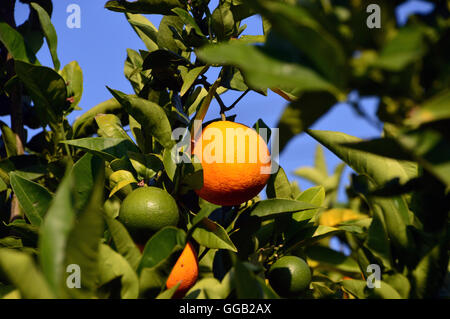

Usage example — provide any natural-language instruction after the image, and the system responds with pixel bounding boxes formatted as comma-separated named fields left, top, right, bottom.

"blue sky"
left=13, top=0, right=434, bottom=202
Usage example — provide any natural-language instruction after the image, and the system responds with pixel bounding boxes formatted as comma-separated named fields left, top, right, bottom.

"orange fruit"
left=166, top=242, right=199, bottom=298
left=192, top=121, right=272, bottom=206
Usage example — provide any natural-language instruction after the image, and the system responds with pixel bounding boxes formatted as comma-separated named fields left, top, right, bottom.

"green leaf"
left=128, top=152, right=163, bottom=181
left=0, top=121, right=18, bottom=157
left=0, top=249, right=54, bottom=299
left=0, top=22, right=36, bottom=63
left=70, top=153, right=105, bottom=212
left=62, top=137, right=140, bottom=162
left=234, top=261, right=278, bottom=299
left=180, top=66, right=206, bottom=97
left=197, top=42, right=336, bottom=94
left=163, top=147, right=177, bottom=181
left=192, top=218, right=237, bottom=252
left=407, top=90, right=450, bottom=126
left=307, top=130, right=412, bottom=186
left=105, top=0, right=185, bottom=15
left=266, top=166, right=292, bottom=199
left=108, top=170, right=137, bottom=197
left=138, top=227, right=185, bottom=274
left=249, top=199, right=317, bottom=219
left=60, top=61, right=83, bottom=108
left=156, top=282, right=181, bottom=299
left=374, top=26, right=426, bottom=72
left=95, top=114, right=132, bottom=140
left=15, top=60, right=67, bottom=124
left=38, top=174, right=76, bottom=296
left=107, top=88, right=174, bottom=149
left=126, top=13, right=159, bottom=52
left=365, top=206, right=392, bottom=269
left=172, top=8, right=205, bottom=37
left=277, top=91, right=337, bottom=152
left=211, top=4, right=236, bottom=41
left=157, top=15, right=186, bottom=53
left=105, top=216, right=142, bottom=271
left=411, top=242, right=448, bottom=298
left=184, top=275, right=233, bottom=299
left=97, top=244, right=139, bottom=299
left=64, top=161, right=105, bottom=298
left=31, top=2, right=60, bottom=70
left=295, top=186, right=325, bottom=205
left=250, top=1, right=346, bottom=86
left=9, top=172, right=52, bottom=226
left=72, top=98, right=124, bottom=138
left=306, top=245, right=360, bottom=273
left=191, top=203, right=221, bottom=228
left=293, top=186, right=325, bottom=221
left=124, top=48, right=146, bottom=94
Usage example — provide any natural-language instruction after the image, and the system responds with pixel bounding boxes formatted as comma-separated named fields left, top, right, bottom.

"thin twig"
left=225, top=89, right=250, bottom=111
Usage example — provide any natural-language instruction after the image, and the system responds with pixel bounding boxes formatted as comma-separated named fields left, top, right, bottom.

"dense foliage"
left=0, top=0, right=449, bottom=299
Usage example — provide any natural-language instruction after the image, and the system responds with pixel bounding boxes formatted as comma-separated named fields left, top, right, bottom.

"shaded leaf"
left=97, top=244, right=139, bottom=299
left=0, top=249, right=54, bottom=299
left=10, top=172, right=52, bottom=226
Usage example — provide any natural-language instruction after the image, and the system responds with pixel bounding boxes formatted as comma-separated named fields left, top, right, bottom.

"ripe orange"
left=192, top=121, right=272, bottom=206
left=166, top=242, right=199, bottom=298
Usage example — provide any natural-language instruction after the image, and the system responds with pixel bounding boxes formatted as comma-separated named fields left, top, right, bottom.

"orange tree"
left=0, top=0, right=449, bottom=299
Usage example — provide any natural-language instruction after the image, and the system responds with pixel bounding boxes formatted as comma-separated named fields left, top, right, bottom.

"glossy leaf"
left=107, top=87, right=174, bottom=149
left=72, top=98, right=124, bottom=138
left=60, top=61, right=83, bottom=108
left=105, top=216, right=142, bottom=271
left=308, top=130, right=412, bottom=186
left=31, top=2, right=60, bottom=70
left=9, top=172, right=52, bottom=226
left=266, top=166, right=292, bottom=199
left=249, top=198, right=317, bottom=219
left=0, top=22, right=36, bottom=63
left=0, top=122, right=18, bottom=157
left=64, top=161, right=105, bottom=298
left=126, top=13, right=159, bottom=52
left=197, top=42, right=336, bottom=93
left=192, top=218, right=237, bottom=252
left=128, top=152, right=163, bottom=181
left=138, top=227, right=185, bottom=273
left=38, top=174, right=76, bottom=296
left=62, top=137, right=139, bottom=162
left=95, top=114, right=132, bottom=140
left=180, top=66, right=206, bottom=97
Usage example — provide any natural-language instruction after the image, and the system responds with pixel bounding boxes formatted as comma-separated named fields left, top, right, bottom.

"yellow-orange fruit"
left=192, top=121, right=271, bottom=206
left=166, top=242, right=199, bottom=297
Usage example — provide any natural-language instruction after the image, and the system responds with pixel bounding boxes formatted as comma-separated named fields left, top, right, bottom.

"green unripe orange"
left=118, top=187, right=179, bottom=242
left=267, top=256, right=312, bottom=297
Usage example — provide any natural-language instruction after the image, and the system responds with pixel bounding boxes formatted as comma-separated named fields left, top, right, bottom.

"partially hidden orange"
left=166, top=242, right=199, bottom=298
left=192, top=121, right=272, bottom=206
